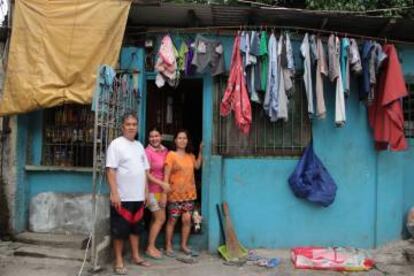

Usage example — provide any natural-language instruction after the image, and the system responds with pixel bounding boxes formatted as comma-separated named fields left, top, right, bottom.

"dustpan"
left=216, top=203, right=248, bottom=262
left=218, top=244, right=248, bottom=262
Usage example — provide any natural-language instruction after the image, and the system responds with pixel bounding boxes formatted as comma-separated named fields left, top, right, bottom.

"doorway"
left=145, top=78, right=203, bottom=215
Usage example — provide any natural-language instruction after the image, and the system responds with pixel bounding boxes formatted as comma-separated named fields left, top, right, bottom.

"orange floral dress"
left=164, top=151, right=197, bottom=202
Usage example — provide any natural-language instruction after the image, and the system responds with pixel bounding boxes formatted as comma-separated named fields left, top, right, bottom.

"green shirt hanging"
left=259, top=31, right=269, bottom=92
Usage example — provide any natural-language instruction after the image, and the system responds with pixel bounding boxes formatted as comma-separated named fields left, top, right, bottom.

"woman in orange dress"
left=163, top=129, right=202, bottom=256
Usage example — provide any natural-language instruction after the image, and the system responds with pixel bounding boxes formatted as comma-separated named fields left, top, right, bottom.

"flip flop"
left=255, top=257, right=280, bottom=268
left=181, top=248, right=199, bottom=257
left=145, top=251, right=163, bottom=260
left=113, top=266, right=127, bottom=275
left=176, top=256, right=198, bottom=264
left=247, top=250, right=262, bottom=261
left=223, top=259, right=246, bottom=266
left=132, top=259, right=151, bottom=267
left=266, top=258, right=280, bottom=268
left=164, top=250, right=177, bottom=258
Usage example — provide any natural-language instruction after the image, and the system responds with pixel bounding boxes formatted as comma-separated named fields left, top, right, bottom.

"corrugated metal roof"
left=127, top=3, right=414, bottom=42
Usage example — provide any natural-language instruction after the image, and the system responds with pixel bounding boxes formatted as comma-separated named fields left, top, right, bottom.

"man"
left=106, top=112, right=151, bottom=275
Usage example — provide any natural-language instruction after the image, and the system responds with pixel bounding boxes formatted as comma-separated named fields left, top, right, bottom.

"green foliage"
left=163, top=0, right=276, bottom=5
left=162, top=0, right=413, bottom=17
left=305, top=0, right=413, bottom=17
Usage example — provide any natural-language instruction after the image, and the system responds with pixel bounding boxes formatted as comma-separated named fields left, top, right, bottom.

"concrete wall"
left=1, top=116, right=18, bottom=235
left=9, top=36, right=414, bottom=251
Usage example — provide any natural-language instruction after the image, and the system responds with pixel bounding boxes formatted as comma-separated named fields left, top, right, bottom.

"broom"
left=221, top=202, right=247, bottom=261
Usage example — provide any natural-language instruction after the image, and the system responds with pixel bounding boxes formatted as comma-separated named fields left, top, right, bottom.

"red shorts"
left=167, top=200, right=195, bottom=219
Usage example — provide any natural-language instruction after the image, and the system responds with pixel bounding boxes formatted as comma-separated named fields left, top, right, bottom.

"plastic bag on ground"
left=291, top=246, right=375, bottom=271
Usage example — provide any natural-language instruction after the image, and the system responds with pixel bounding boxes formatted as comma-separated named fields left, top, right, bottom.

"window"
left=213, top=75, right=311, bottom=156
left=42, top=104, right=94, bottom=167
left=403, top=83, right=414, bottom=139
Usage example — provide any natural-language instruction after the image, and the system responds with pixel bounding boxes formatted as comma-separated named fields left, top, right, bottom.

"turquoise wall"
left=398, top=45, right=414, bottom=237
left=14, top=37, right=414, bottom=251
left=203, top=38, right=414, bottom=250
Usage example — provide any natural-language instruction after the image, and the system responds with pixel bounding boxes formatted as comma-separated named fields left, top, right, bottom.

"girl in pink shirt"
left=145, top=127, right=170, bottom=259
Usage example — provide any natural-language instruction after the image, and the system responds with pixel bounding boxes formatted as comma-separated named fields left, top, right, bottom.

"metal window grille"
left=213, top=75, right=311, bottom=156
left=403, top=83, right=414, bottom=139
left=42, top=104, right=95, bottom=167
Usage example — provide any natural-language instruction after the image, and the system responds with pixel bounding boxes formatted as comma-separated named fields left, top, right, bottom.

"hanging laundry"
left=367, top=42, right=387, bottom=103
left=300, top=33, right=314, bottom=116
left=259, top=31, right=269, bottom=92
left=167, top=43, right=181, bottom=87
left=285, top=32, right=295, bottom=72
left=177, top=41, right=189, bottom=72
left=240, top=31, right=251, bottom=67
left=276, top=34, right=289, bottom=121
left=263, top=33, right=279, bottom=122
left=372, top=42, right=387, bottom=73
left=132, top=71, right=140, bottom=98
left=154, top=35, right=178, bottom=88
left=368, top=44, right=408, bottom=151
left=191, top=34, right=225, bottom=76
left=220, top=34, right=252, bottom=134
left=360, top=40, right=374, bottom=101
left=328, top=35, right=340, bottom=82
left=315, top=37, right=328, bottom=119
left=328, top=34, right=346, bottom=127
left=349, top=39, right=362, bottom=74
left=340, top=38, right=350, bottom=96
left=309, top=34, right=318, bottom=63
left=185, top=39, right=196, bottom=76
left=240, top=32, right=251, bottom=85
left=91, top=65, right=116, bottom=112
left=282, top=32, right=295, bottom=98
left=240, top=31, right=261, bottom=103
left=251, top=31, right=262, bottom=98
left=279, top=33, right=295, bottom=98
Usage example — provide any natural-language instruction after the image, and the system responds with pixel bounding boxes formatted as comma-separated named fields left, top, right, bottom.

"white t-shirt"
left=106, top=136, right=150, bottom=201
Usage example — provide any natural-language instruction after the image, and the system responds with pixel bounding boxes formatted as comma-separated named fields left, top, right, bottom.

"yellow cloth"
left=0, top=0, right=131, bottom=115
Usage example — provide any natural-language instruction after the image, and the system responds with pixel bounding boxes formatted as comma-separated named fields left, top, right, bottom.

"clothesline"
left=127, top=25, right=414, bottom=45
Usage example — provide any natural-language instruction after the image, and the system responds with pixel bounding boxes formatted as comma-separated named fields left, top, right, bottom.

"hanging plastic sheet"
left=0, top=0, right=131, bottom=115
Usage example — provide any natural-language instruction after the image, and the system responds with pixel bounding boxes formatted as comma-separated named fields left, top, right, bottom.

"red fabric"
left=220, top=35, right=252, bottom=134
left=116, top=205, right=144, bottom=224
left=368, top=44, right=408, bottom=151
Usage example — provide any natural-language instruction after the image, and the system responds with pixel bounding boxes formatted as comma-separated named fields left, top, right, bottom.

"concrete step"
left=13, top=243, right=87, bottom=262
left=14, top=232, right=88, bottom=249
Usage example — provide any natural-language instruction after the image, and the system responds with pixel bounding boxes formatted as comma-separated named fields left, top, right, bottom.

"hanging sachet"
left=288, top=141, right=337, bottom=207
